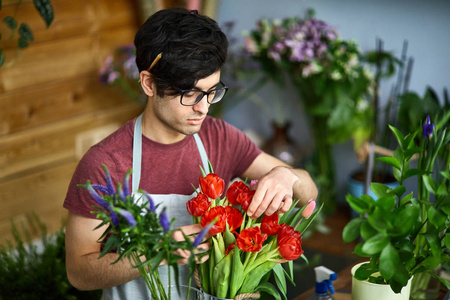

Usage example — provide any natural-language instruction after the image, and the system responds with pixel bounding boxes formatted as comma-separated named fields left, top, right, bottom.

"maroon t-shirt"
left=64, top=116, right=262, bottom=218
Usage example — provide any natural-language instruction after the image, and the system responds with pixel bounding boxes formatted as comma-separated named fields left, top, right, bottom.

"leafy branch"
left=1, top=0, right=54, bottom=67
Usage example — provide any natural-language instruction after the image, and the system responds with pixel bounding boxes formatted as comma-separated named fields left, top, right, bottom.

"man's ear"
left=140, top=71, right=156, bottom=97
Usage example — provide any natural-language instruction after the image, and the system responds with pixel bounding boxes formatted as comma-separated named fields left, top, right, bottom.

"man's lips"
left=187, top=118, right=205, bottom=125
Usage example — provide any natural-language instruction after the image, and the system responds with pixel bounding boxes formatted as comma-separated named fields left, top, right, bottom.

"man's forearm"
left=289, top=167, right=318, bottom=205
left=67, top=252, right=141, bottom=291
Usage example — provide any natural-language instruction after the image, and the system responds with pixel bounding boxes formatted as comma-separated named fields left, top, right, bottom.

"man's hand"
left=246, top=166, right=297, bottom=219
left=171, top=224, right=210, bottom=265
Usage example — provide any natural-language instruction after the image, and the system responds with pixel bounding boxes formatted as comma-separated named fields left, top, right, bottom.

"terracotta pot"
left=351, top=263, right=412, bottom=300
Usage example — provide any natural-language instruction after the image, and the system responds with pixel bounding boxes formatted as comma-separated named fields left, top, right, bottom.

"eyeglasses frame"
left=172, top=81, right=229, bottom=106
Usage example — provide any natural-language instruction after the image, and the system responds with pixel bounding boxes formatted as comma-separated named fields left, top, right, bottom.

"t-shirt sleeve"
left=63, top=146, right=119, bottom=218
left=202, top=118, right=262, bottom=179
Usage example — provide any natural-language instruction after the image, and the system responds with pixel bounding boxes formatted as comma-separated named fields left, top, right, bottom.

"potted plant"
left=0, top=214, right=102, bottom=299
left=342, top=112, right=450, bottom=299
left=243, top=10, right=374, bottom=214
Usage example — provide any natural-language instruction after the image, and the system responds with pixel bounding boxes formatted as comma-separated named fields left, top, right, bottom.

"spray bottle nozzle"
left=314, top=266, right=337, bottom=295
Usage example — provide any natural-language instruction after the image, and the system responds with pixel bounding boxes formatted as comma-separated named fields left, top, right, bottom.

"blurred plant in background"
left=98, top=45, right=146, bottom=106
left=243, top=10, right=374, bottom=213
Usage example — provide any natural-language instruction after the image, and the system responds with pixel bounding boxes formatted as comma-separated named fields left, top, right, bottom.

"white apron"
left=102, top=114, right=209, bottom=300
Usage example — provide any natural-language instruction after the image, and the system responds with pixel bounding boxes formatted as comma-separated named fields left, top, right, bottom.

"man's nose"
left=192, top=94, right=210, bottom=114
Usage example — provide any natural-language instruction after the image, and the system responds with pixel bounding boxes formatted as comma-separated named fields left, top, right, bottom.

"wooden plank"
left=0, top=26, right=136, bottom=92
left=0, top=102, right=142, bottom=182
left=0, top=75, right=142, bottom=135
left=0, top=0, right=138, bottom=48
left=0, top=161, right=78, bottom=246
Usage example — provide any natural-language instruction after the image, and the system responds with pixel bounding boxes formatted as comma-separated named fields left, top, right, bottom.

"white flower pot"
left=351, top=262, right=412, bottom=300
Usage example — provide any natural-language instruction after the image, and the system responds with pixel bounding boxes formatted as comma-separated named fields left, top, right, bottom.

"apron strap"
left=193, top=133, right=209, bottom=174
left=132, top=114, right=210, bottom=193
left=132, top=114, right=143, bottom=193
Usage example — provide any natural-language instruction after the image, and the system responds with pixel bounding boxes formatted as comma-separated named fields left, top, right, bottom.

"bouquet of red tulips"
left=186, top=165, right=322, bottom=299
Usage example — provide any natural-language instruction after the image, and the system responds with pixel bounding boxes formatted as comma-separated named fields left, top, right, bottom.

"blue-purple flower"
left=118, top=209, right=137, bottom=227
left=86, top=181, right=109, bottom=210
left=145, top=192, right=156, bottom=213
left=423, top=115, right=435, bottom=139
left=159, top=208, right=170, bottom=232
left=103, top=164, right=115, bottom=196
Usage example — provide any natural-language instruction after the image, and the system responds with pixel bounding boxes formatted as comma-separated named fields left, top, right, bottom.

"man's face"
left=151, top=71, right=221, bottom=139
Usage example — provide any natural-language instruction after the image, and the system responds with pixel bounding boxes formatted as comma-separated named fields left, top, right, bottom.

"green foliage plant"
left=0, top=213, right=102, bottom=300
left=343, top=112, right=450, bottom=294
left=1, top=0, right=54, bottom=67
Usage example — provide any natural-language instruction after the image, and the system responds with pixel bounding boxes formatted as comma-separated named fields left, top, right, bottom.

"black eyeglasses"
left=172, top=81, right=228, bottom=106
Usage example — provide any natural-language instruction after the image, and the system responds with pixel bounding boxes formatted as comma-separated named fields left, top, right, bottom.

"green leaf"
left=346, top=194, right=372, bottom=213
left=379, top=243, right=399, bottom=280
left=361, top=233, right=390, bottom=255
left=256, top=282, right=282, bottom=300
left=33, top=0, right=54, bottom=28
left=374, top=196, right=396, bottom=212
left=360, top=220, right=378, bottom=240
left=392, top=185, right=406, bottom=198
left=428, top=206, right=447, bottom=228
left=423, top=231, right=442, bottom=259
left=342, top=217, right=363, bottom=242
left=273, top=263, right=287, bottom=300
left=212, top=252, right=232, bottom=298
left=445, top=233, right=450, bottom=249
left=399, top=192, right=413, bottom=206
left=240, top=261, right=276, bottom=293
left=377, top=157, right=401, bottom=170
left=3, top=16, right=17, bottom=29
left=370, top=183, right=391, bottom=198
left=392, top=205, right=420, bottom=236
left=229, top=248, right=244, bottom=297
left=18, top=36, right=29, bottom=49
left=389, top=125, right=405, bottom=149
left=423, top=175, right=438, bottom=194
left=18, top=23, right=34, bottom=41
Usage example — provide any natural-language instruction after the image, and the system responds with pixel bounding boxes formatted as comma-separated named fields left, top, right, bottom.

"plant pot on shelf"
left=347, top=170, right=399, bottom=218
left=261, top=120, right=301, bottom=167
left=351, top=262, right=412, bottom=300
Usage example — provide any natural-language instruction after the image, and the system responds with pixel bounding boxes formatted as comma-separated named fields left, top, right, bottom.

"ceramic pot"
left=351, top=263, right=412, bottom=300
left=151, top=285, right=204, bottom=300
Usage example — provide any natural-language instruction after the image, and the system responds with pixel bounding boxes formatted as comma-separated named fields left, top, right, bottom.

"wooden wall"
left=0, top=0, right=144, bottom=245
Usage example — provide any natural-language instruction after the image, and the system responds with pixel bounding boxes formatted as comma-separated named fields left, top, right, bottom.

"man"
left=64, top=8, right=318, bottom=299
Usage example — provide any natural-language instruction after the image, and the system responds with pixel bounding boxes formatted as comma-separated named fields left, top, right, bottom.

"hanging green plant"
left=0, top=0, right=54, bottom=67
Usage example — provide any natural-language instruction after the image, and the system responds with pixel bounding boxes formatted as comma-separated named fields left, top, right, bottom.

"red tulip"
left=225, top=243, right=235, bottom=256
left=236, top=227, right=267, bottom=252
left=224, top=206, right=244, bottom=232
left=278, top=236, right=303, bottom=260
left=226, top=181, right=249, bottom=205
left=261, top=213, right=281, bottom=236
left=186, top=193, right=211, bottom=217
left=201, top=206, right=226, bottom=235
left=236, top=190, right=255, bottom=211
left=199, top=173, right=225, bottom=199
left=277, top=224, right=301, bottom=243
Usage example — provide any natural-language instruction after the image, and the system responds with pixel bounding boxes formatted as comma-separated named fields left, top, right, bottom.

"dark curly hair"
left=134, top=8, right=228, bottom=97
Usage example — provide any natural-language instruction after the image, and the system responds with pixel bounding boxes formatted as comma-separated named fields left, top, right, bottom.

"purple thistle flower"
left=86, top=182, right=109, bottom=210
left=159, top=208, right=170, bottom=232
left=145, top=193, right=156, bottom=213
left=109, top=208, right=120, bottom=228
left=102, top=165, right=115, bottom=196
left=118, top=209, right=136, bottom=227
left=423, top=115, right=435, bottom=139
